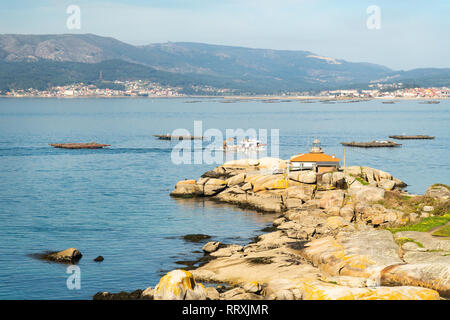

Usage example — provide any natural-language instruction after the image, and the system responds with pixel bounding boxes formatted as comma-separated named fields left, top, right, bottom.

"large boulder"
left=214, top=186, right=247, bottom=204
left=257, top=157, right=287, bottom=170
left=226, top=173, right=246, bottom=186
left=223, top=159, right=256, bottom=168
left=378, top=179, right=396, bottom=191
left=202, top=241, right=222, bottom=253
left=287, top=185, right=315, bottom=201
left=170, top=180, right=201, bottom=197
left=247, top=174, right=286, bottom=192
left=246, top=190, right=285, bottom=212
left=425, top=184, right=450, bottom=201
left=203, top=179, right=227, bottom=196
left=319, top=190, right=345, bottom=210
left=289, top=171, right=317, bottom=184
left=353, top=186, right=385, bottom=203
left=261, top=177, right=289, bottom=191
left=339, top=205, right=355, bottom=222
left=154, top=270, right=207, bottom=300
left=321, top=172, right=345, bottom=188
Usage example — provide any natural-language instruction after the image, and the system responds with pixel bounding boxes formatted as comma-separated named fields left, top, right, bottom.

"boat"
left=382, top=101, right=395, bottom=104
left=222, top=137, right=266, bottom=152
left=389, top=135, right=435, bottom=140
left=340, top=140, right=401, bottom=148
left=153, top=134, right=204, bottom=140
left=262, top=99, right=279, bottom=103
left=49, top=142, right=110, bottom=149
left=419, top=101, right=440, bottom=104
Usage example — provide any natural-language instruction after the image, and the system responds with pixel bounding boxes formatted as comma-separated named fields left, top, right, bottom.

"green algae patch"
left=432, top=225, right=450, bottom=237
left=395, top=237, right=424, bottom=248
left=388, top=213, right=450, bottom=233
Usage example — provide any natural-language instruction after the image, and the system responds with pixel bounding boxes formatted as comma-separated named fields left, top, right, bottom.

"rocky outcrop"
left=156, top=161, right=447, bottom=300
left=289, top=171, right=317, bottom=184
left=170, top=161, right=409, bottom=216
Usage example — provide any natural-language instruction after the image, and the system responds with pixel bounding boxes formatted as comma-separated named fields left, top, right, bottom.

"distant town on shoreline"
left=2, top=79, right=448, bottom=100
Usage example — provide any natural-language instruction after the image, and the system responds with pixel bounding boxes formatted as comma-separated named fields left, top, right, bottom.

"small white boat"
left=222, top=138, right=266, bottom=152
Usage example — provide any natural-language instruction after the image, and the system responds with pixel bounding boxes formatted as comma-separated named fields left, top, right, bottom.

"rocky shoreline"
left=95, top=158, right=450, bottom=300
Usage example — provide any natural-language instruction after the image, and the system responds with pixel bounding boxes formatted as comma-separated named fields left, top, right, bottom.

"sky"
left=0, top=0, right=449, bottom=70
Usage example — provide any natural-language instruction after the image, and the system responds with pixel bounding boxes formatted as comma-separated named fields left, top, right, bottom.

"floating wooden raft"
left=153, top=134, right=204, bottom=140
left=389, top=135, right=435, bottom=140
left=419, top=101, right=440, bottom=104
left=340, top=140, right=401, bottom=148
left=49, top=142, right=110, bottom=149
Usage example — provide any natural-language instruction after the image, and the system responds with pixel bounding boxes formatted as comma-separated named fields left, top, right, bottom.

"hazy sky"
left=1, top=0, right=449, bottom=70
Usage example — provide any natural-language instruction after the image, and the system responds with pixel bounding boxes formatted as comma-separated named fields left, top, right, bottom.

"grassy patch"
left=355, top=176, right=369, bottom=186
left=432, top=225, right=450, bottom=237
left=388, top=213, right=450, bottom=233
left=378, top=191, right=449, bottom=218
left=395, top=237, right=424, bottom=248
left=349, top=173, right=369, bottom=186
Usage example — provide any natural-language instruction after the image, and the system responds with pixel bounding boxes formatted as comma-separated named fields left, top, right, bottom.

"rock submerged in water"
left=183, top=234, right=211, bottom=242
left=93, top=289, right=152, bottom=300
left=38, top=248, right=82, bottom=263
left=94, top=256, right=104, bottom=262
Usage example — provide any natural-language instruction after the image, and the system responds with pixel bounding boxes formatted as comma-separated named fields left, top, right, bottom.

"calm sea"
left=0, top=98, right=448, bottom=299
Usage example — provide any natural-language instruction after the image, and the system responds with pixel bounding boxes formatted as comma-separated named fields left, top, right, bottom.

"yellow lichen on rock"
left=267, top=278, right=440, bottom=300
left=326, top=216, right=350, bottom=230
left=176, top=179, right=196, bottom=186
left=301, top=236, right=376, bottom=277
left=262, top=178, right=289, bottom=190
left=154, top=269, right=207, bottom=300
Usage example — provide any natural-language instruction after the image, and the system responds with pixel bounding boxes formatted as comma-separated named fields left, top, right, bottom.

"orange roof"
left=290, top=152, right=340, bottom=163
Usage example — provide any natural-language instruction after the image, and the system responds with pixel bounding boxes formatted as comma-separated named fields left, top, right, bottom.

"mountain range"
left=0, top=33, right=449, bottom=94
